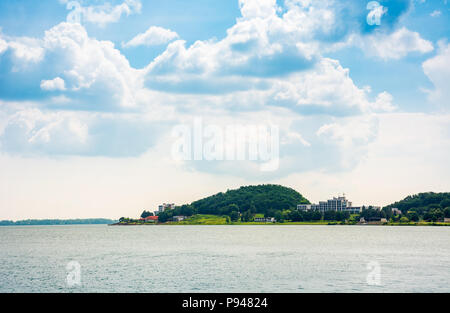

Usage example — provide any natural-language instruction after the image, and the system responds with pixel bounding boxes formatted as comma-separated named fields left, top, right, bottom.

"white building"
left=158, top=203, right=175, bottom=213
left=254, top=217, right=276, bottom=223
left=297, top=195, right=362, bottom=214
left=173, top=216, right=187, bottom=222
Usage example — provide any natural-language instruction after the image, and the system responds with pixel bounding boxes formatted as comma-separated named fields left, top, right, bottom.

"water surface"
left=0, top=225, right=449, bottom=292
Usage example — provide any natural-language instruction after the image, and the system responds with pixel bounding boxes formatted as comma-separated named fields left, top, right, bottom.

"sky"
left=0, top=0, right=449, bottom=220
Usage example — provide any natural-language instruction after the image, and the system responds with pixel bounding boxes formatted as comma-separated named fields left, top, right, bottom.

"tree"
left=408, top=211, right=420, bottom=222
left=444, top=207, right=450, bottom=218
left=311, top=211, right=322, bottom=221
left=241, top=210, right=253, bottom=222
left=249, top=202, right=257, bottom=214
left=274, top=211, right=284, bottom=223
left=431, top=208, right=444, bottom=221
left=289, top=210, right=303, bottom=222
left=400, top=217, right=409, bottom=223
left=230, top=211, right=239, bottom=222
left=440, top=199, right=450, bottom=209
left=324, top=211, right=336, bottom=221
left=180, top=204, right=195, bottom=216
left=158, top=210, right=173, bottom=223
left=227, top=204, right=240, bottom=215
left=140, top=210, right=153, bottom=218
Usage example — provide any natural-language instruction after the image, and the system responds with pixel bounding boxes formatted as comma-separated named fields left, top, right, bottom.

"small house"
left=254, top=217, right=276, bottom=223
left=173, top=216, right=187, bottom=222
left=144, top=216, right=158, bottom=223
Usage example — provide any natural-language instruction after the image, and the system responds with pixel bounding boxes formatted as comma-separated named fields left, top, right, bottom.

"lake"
left=0, top=225, right=449, bottom=292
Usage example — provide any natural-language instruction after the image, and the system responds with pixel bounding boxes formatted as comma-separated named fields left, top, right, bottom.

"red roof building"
left=144, top=216, right=158, bottom=222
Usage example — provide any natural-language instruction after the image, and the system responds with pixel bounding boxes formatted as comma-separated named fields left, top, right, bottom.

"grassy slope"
left=169, top=215, right=228, bottom=225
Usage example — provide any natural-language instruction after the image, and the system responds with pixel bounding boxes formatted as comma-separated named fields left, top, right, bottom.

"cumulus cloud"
left=63, top=0, right=142, bottom=27
left=40, top=77, right=66, bottom=91
left=269, top=58, right=395, bottom=114
left=0, top=38, right=8, bottom=54
left=0, top=22, right=143, bottom=108
left=238, top=0, right=277, bottom=19
left=0, top=105, right=166, bottom=157
left=0, top=36, right=45, bottom=69
left=44, top=22, right=142, bottom=107
left=123, top=26, right=179, bottom=48
left=354, top=27, right=434, bottom=60
left=1, top=108, right=88, bottom=154
left=422, top=41, right=450, bottom=106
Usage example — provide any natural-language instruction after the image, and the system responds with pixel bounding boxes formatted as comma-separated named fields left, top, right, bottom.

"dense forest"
left=192, top=184, right=309, bottom=214
left=157, top=184, right=310, bottom=222
left=383, top=192, right=450, bottom=222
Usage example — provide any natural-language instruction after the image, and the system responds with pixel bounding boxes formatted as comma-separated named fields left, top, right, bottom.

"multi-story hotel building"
left=297, top=195, right=367, bottom=214
left=155, top=203, right=176, bottom=215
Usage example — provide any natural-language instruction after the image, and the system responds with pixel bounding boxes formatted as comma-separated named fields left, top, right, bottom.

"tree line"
left=0, top=218, right=117, bottom=226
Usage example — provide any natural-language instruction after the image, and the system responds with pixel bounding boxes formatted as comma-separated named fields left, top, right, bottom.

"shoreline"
left=110, top=221, right=450, bottom=227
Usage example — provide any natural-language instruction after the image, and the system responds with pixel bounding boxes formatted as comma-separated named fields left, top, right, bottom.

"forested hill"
left=384, top=192, right=450, bottom=214
left=191, top=184, right=310, bottom=215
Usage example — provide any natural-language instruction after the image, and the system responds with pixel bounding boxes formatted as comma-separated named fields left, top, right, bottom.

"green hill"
left=157, top=184, right=310, bottom=222
left=191, top=184, right=310, bottom=215
left=383, top=192, right=450, bottom=222
left=384, top=192, right=450, bottom=213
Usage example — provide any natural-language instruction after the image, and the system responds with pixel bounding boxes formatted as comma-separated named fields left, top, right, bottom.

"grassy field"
left=169, top=215, right=228, bottom=225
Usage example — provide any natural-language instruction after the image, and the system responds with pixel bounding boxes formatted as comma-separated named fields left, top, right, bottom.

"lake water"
left=0, top=225, right=449, bottom=293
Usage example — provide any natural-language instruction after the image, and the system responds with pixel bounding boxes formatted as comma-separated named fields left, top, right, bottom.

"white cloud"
left=40, top=77, right=66, bottom=91
left=4, top=37, right=45, bottom=67
left=123, top=26, right=179, bottom=48
left=2, top=108, right=88, bottom=154
left=0, top=104, right=166, bottom=157
left=42, top=22, right=143, bottom=107
left=269, top=58, right=395, bottom=114
left=430, top=10, right=441, bottom=17
left=238, top=0, right=277, bottom=19
left=372, top=91, right=395, bottom=112
left=422, top=41, right=450, bottom=106
left=317, top=115, right=378, bottom=147
left=355, top=27, right=434, bottom=60
left=63, top=0, right=142, bottom=27
left=316, top=115, right=379, bottom=169
left=0, top=37, right=8, bottom=54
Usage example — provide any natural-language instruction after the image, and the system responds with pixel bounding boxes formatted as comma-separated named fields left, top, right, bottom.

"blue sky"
left=0, top=0, right=449, bottom=219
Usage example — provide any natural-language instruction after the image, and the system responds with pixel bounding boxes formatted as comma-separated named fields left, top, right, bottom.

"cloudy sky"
left=0, top=0, right=449, bottom=220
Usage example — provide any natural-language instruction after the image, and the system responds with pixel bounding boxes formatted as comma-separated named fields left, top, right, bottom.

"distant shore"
left=0, top=218, right=118, bottom=226
left=110, top=215, right=450, bottom=227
